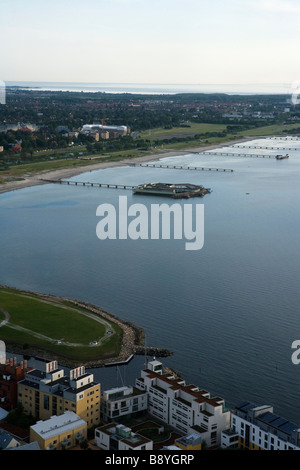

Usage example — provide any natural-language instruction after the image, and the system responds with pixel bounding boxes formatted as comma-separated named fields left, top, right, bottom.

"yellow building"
left=18, top=361, right=100, bottom=428
left=30, top=411, right=87, bottom=450
left=175, top=432, right=203, bottom=450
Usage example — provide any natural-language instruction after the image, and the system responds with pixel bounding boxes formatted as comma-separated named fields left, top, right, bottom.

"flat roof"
left=30, top=411, right=86, bottom=440
left=235, top=402, right=300, bottom=437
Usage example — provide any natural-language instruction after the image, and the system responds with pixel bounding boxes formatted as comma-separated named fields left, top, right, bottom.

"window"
left=43, top=395, right=50, bottom=410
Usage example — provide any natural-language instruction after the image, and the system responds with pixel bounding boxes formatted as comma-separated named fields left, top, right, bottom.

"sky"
left=1, top=0, right=300, bottom=86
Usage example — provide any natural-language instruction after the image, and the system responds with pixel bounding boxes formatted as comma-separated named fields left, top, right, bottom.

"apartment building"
left=30, top=411, right=87, bottom=450
left=18, top=360, right=100, bottom=428
left=101, top=385, right=148, bottom=422
left=135, top=359, right=230, bottom=448
left=95, top=423, right=153, bottom=450
left=0, top=358, right=32, bottom=410
left=221, top=401, right=300, bottom=450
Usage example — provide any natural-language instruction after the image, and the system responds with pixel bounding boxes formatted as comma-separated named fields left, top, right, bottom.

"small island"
left=132, top=182, right=211, bottom=198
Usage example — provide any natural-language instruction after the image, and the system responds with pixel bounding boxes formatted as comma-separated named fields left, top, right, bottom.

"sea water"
left=1, top=138, right=300, bottom=422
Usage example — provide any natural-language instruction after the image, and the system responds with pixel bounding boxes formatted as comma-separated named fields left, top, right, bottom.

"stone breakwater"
left=71, top=300, right=173, bottom=368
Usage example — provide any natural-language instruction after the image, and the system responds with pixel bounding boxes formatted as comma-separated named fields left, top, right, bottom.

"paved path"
left=0, top=307, right=10, bottom=327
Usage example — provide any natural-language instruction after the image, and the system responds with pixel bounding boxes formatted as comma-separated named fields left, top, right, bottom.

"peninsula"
left=0, top=285, right=172, bottom=368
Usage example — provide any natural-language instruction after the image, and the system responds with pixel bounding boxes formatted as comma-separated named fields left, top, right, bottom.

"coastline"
left=0, top=136, right=259, bottom=196
left=0, top=284, right=171, bottom=368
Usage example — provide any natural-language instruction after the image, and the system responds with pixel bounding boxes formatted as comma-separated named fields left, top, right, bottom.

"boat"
left=132, top=182, right=211, bottom=199
left=276, top=154, right=289, bottom=160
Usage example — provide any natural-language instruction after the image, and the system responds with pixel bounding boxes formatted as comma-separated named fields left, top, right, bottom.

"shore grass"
left=241, top=122, right=300, bottom=136
left=0, top=149, right=149, bottom=183
left=139, top=122, right=228, bottom=139
left=0, top=287, right=123, bottom=362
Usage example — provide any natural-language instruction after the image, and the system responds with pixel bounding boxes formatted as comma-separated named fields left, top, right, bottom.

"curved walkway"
left=0, top=306, right=10, bottom=327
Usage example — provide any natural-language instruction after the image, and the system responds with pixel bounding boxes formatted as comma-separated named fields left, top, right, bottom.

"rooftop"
left=97, top=423, right=151, bottom=448
left=235, top=402, right=300, bottom=437
left=30, top=411, right=86, bottom=440
left=143, top=369, right=225, bottom=408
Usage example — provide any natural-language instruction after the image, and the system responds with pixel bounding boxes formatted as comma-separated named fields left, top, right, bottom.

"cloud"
left=261, top=0, right=300, bottom=13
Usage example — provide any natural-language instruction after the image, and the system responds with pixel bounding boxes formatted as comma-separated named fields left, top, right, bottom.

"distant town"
left=0, top=87, right=299, bottom=177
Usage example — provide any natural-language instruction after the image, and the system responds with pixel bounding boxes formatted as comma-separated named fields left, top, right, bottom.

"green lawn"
left=139, top=122, right=228, bottom=140
left=0, top=149, right=149, bottom=184
left=0, top=288, right=123, bottom=362
left=242, top=122, right=300, bottom=136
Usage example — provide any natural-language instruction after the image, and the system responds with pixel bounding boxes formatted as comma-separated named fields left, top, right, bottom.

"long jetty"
left=202, top=151, right=277, bottom=159
left=128, top=162, right=234, bottom=172
left=39, top=178, right=134, bottom=190
left=270, top=137, right=300, bottom=141
left=232, top=145, right=299, bottom=150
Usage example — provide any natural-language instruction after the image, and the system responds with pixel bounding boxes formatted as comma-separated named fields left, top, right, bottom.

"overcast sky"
left=1, top=0, right=300, bottom=86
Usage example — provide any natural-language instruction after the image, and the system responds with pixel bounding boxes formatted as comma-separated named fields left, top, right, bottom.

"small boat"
left=276, top=154, right=289, bottom=160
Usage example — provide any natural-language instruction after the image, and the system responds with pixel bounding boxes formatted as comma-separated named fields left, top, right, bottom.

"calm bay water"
left=1, top=138, right=300, bottom=422
left=6, top=81, right=292, bottom=95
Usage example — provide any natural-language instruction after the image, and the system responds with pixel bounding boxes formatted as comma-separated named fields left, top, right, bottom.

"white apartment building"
left=101, top=385, right=148, bottom=422
left=95, top=423, right=153, bottom=451
left=221, top=401, right=300, bottom=450
left=135, top=359, right=230, bottom=448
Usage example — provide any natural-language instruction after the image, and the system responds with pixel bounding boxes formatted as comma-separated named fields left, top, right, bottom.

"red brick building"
left=0, top=358, right=32, bottom=411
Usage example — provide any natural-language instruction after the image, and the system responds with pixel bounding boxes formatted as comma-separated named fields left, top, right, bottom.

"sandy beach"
left=0, top=136, right=259, bottom=196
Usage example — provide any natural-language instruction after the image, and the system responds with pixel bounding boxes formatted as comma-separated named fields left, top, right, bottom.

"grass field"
left=139, top=122, right=228, bottom=140
left=139, top=122, right=300, bottom=141
left=0, top=149, right=148, bottom=183
left=242, top=122, right=300, bottom=136
left=0, top=287, right=124, bottom=362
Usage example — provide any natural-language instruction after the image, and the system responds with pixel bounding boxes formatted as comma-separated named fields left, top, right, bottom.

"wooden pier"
left=202, top=151, right=277, bottom=159
left=270, top=136, right=300, bottom=141
left=128, top=162, right=234, bottom=172
left=39, top=178, right=134, bottom=190
left=232, top=145, right=299, bottom=150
